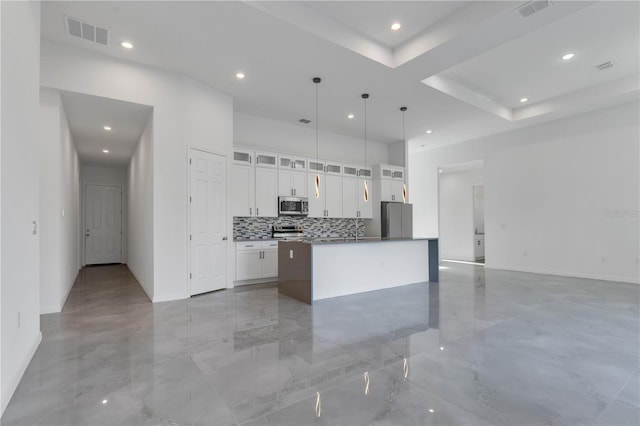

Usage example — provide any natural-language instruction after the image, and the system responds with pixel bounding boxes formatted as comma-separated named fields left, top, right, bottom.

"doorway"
left=188, top=148, right=228, bottom=296
left=472, top=184, right=485, bottom=263
left=438, top=161, right=485, bottom=265
left=84, top=184, right=122, bottom=265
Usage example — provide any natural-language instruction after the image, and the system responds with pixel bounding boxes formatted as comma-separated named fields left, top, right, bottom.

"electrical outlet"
left=289, top=250, right=294, bottom=259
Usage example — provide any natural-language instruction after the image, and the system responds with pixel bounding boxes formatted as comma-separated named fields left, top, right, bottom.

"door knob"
left=86, top=234, right=90, bottom=237
left=222, top=236, right=228, bottom=241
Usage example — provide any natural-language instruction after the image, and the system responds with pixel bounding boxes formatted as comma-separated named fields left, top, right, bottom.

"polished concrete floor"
left=2, top=263, right=639, bottom=425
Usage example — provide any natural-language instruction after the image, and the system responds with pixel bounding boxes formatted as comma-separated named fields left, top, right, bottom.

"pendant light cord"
left=315, top=82, right=319, bottom=164
left=364, top=97, right=367, bottom=168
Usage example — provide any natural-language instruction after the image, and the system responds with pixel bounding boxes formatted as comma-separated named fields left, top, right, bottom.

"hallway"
left=1, top=264, right=639, bottom=425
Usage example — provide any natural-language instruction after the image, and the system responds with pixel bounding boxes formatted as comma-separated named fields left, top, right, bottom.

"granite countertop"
left=233, top=237, right=278, bottom=242
left=279, top=237, right=438, bottom=245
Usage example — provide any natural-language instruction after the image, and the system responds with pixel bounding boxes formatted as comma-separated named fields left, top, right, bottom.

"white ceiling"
left=60, top=91, right=152, bottom=168
left=304, top=1, right=471, bottom=48
left=40, top=1, right=639, bottom=164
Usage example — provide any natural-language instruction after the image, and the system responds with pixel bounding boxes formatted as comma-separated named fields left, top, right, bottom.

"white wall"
left=1, top=1, right=42, bottom=415
left=39, top=89, right=80, bottom=314
left=41, top=41, right=235, bottom=301
left=127, top=116, right=154, bottom=300
left=439, top=167, right=484, bottom=261
left=80, top=165, right=127, bottom=266
left=388, top=141, right=405, bottom=167
left=409, top=101, right=640, bottom=283
left=234, top=112, right=388, bottom=166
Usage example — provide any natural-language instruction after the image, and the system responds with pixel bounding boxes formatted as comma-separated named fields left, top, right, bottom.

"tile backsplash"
left=233, top=216, right=366, bottom=239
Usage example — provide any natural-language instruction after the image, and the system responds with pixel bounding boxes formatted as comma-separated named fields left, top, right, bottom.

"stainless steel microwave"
left=278, top=196, right=309, bottom=216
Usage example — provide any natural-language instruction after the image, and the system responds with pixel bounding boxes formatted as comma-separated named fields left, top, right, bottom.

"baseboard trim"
left=40, top=305, right=61, bottom=315
left=1, top=331, right=42, bottom=415
left=152, top=293, right=189, bottom=303
left=58, top=270, right=78, bottom=311
left=484, top=264, right=640, bottom=285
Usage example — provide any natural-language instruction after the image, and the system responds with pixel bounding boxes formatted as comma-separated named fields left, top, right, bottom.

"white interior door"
left=85, top=184, right=122, bottom=265
left=189, top=149, right=227, bottom=295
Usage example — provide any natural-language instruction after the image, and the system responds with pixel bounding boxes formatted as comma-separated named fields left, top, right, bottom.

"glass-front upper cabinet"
left=255, top=151, right=277, bottom=168
left=233, top=148, right=253, bottom=165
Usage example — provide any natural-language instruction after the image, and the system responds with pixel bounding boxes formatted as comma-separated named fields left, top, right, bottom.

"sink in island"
left=277, top=238, right=439, bottom=304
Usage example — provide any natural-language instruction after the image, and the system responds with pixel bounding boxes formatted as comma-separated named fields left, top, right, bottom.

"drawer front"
left=237, top=242, right=260, bottom=251
left=261, top=241, right=279, bottom=249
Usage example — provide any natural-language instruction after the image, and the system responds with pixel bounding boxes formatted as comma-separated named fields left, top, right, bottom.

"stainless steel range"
left=272, top=224, right=304, bottom=240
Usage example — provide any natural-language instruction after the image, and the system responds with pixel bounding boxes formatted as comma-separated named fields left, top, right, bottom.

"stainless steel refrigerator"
left=381, top=202, right=413, bottom=239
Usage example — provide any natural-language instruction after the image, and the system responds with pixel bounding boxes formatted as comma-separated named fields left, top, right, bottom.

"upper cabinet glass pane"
left=279, top=157, right=292, bottom=168
left=256, top=154, right=276, bottom=166
left=344, top=166, right=357, bottom=176
left=234, top=151, right=251, bottom=163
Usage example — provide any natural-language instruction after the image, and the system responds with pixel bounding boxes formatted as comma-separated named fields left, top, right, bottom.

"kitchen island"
left=277, top=238, right=438, bottom=304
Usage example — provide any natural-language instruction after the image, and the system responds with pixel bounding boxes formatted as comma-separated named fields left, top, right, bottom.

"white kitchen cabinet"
left=381, top=179, right=404, bottom=202
left=254, top=151, right=277, bottom=168
left=233, top=149, right=253, bottom=165
left=342, top=165, right=359, bottom=219
left=231, top=165, right=277, bottom=217
left=255, top=167, right=278, bottom=217
left=342, top=176, right=358, bottom=218
left=235, top=241, right=278, bottom=282
left=306, top=173, right=343, bottom=218
left=325, top=174, right=343, bottom=218
left=231, top=165, right=255, bottom=217
left=261, top=242, right=279, bottom=277
left=279, top=155, right=307, bottom=171
left=278, top=169, right=307, bottom=197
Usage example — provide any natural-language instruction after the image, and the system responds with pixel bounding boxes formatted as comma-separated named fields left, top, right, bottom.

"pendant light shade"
left=362, top=93, right=369, bottom=202
left=313, top=77, right=321, bottom=199
left=400, top=106, right=408, bottom=204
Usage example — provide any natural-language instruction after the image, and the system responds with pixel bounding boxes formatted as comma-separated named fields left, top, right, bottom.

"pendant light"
left=313, top=77, right=321, bottom=199
left=362, top=93, right=369, bottom=202
left=400, top=106, right=408, bottom=204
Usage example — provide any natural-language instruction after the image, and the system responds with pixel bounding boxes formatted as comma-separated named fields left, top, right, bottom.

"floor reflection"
left=2, top=263, right=639, bottom=426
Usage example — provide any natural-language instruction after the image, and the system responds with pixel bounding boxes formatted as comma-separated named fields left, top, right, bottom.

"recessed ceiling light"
left=426, top=129, right=432, bottom=134
left=347, top=114, right=354, bottom=119
left=520, top=97, right=528, bottom=103
left=103, top=126, right=111, bottom=131
left=102, top=149, right=109, bottom=154
left=120, top=41, right=133, bottom=49
left=440, top=346, right=444, bottom=350
left=561, top=53, right=575, bottom=61
left=235, top=72, right=245, bottom=79
left=390, top=22, right=401, bottom=31
left=438, top=169, right=442, bottom=173
left=102, top=399, right=108, bottom=404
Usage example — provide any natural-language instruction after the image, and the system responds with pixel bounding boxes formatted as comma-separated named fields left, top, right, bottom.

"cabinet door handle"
left=249, top=207, right=252, bottom=215
left=257, top=208, right=259, bottom=216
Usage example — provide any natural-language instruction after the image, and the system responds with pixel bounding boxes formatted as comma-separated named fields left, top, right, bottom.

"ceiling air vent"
left=65, top=16, right=109, bottom=46
left=298, top=119, right=311, bottom=124
left=595, top=61, right=614, bottom=71
left=517, top=0, right=550, bottom=18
